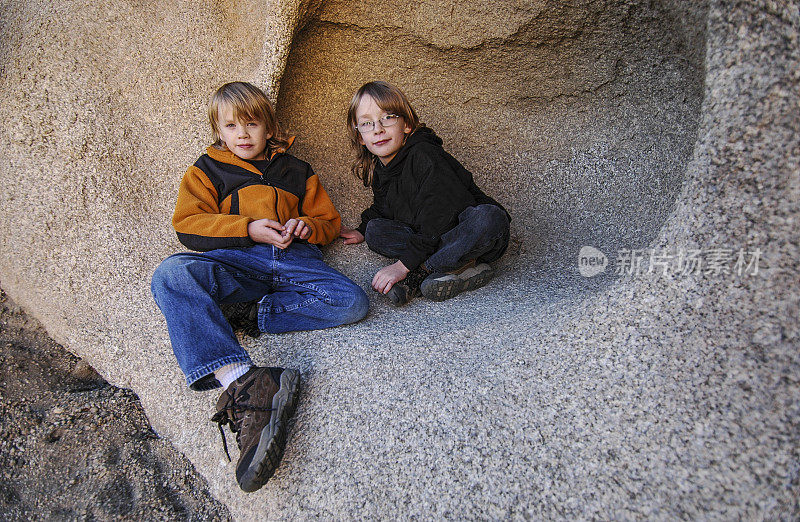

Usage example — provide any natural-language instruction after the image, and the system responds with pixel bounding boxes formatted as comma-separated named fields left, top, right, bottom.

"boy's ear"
left=403, top=123, right=412, bottom=134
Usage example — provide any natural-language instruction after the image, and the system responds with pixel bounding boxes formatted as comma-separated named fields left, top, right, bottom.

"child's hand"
left=340, top=226, right=364, bottom=245
left=248, top=219, right=293, bottom=249
left=372, top=261, right=410, bottom=294
left=283, top=218, right=310, bottom=240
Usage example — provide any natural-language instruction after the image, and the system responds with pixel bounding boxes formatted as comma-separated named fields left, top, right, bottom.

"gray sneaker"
left=211, top=366, right=300, bottom=492
left=420, top=262, right=494, bottom=301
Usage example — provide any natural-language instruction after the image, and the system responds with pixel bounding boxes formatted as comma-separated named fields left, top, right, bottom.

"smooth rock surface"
left=0, top=0, right=797, bottom=519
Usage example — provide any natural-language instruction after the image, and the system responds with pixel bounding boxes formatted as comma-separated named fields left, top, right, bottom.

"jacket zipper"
left=259, top=174, right=280, bottom=221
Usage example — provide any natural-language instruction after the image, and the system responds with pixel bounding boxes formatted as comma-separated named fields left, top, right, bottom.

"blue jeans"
left=151, top=242, right=368, bottom=391
left=365, top=204, right=510, bottom=273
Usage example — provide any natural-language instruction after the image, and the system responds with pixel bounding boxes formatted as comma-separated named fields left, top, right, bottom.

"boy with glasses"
left=340, top=81, right=511, bottom=306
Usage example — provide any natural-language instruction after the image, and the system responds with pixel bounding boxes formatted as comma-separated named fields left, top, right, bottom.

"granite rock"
left=0, top=0, right=797, bottom=519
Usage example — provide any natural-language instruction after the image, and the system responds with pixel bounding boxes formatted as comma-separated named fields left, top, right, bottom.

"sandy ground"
left=0, top=288, right=231, bottom=520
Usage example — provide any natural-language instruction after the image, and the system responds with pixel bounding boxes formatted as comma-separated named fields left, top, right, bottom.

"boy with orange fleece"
left=151, top=82, right=367, bottom=492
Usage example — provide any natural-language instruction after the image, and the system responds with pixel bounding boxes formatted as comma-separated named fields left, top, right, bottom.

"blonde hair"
left=208, top=81, right=291, bottom=155
left=346, top=81, right=421, bottom=186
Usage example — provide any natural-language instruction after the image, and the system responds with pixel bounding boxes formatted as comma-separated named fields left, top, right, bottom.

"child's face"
left=355, top=94, right=412, bottom=165
left=217, top=104, right=272, bottom=161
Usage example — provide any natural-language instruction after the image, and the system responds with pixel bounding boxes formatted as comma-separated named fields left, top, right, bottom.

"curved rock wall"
left=0, top=0, right=797, bottom=519
left=278, top=0, right=707, bottom=266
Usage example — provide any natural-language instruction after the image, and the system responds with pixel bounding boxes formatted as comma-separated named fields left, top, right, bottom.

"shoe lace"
left=211, top=389, right=276, bottom=462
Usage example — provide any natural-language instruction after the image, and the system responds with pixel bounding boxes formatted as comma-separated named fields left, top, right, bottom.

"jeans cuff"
left=186, top=353, right=254, bottom=391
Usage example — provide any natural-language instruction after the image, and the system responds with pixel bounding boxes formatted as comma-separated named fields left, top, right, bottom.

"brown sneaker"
left=211, top=366, right=300, bottom=492
left=387, top=265, right=431, bottom=306
left=219, top=301, right=261, bottom=338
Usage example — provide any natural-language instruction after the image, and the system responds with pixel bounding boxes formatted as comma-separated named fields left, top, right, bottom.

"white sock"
left=215, top=362, right=253, bottom=390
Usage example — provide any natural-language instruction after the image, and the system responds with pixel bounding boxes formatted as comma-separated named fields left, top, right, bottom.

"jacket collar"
left=205, top=135, right=296, bottom=174
left=375, top=127, right=441, bottom=176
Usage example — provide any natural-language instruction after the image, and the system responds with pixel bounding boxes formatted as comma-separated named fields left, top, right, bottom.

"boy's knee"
left=341, top=283, right=369, bottom=324
left=473, top=204, right=509, bottom=233
left=478, top=203, right=508, bottom=222
left=152, top=257, right=177, bottom=292
left=151, top=255, right=199, bottom=293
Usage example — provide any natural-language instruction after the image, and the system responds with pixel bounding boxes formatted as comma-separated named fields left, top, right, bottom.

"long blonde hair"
left=208, top=82, right=291, bottom=155
left=346, top=81, right=421, bottom=186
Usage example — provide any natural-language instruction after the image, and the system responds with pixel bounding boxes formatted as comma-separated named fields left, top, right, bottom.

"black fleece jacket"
left=357, top=127, right=509, bottom=271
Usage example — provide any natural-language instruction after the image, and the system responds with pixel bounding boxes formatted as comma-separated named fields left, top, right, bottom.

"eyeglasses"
left=355, top=114, right=401, bottom=134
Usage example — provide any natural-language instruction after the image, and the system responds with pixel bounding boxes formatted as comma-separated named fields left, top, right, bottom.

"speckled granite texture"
left=0, top=0, right=797, bottom=519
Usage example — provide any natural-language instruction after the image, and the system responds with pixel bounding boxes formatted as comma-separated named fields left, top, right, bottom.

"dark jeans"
left=364, top=204, right=510, bottom=273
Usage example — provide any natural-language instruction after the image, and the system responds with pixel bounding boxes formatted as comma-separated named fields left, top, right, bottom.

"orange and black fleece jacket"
left=172, top=143, right=341, bottom=251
